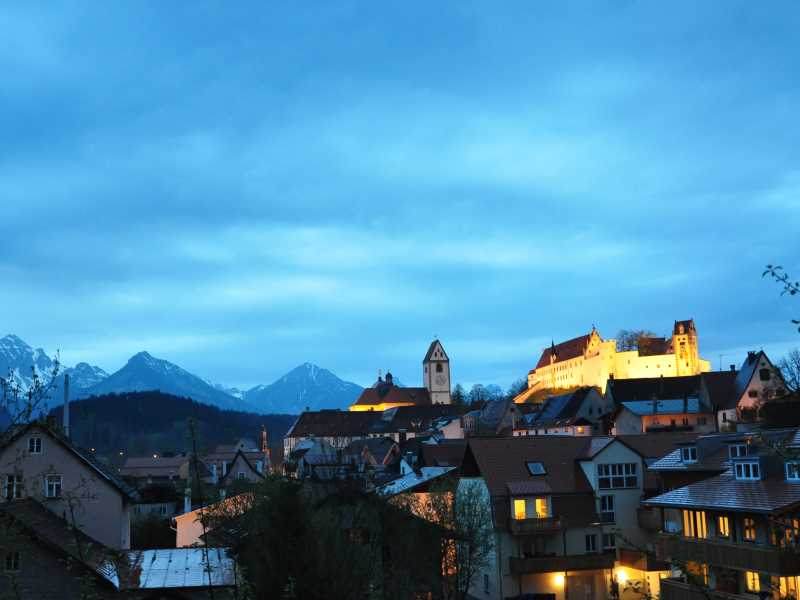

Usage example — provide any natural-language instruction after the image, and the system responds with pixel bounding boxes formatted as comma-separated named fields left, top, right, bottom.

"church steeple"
left=423, top=339, right=451, bottom=405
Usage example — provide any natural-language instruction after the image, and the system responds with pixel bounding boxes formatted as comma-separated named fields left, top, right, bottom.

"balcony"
left=509, top=516, right=563, bottom=535
left=617, top=548, right=669, bottom=572
left=659, top=578, right=750, bottom=600
left=509, top=552, right=615, bottom=575
left=657, top=533, right=800, bottom=575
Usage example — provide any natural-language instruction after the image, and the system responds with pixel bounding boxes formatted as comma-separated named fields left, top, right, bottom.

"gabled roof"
left=120, top=455, right=188, bottom=479
left=732, top=351, right=784, bottom=402
left=423, top=339, right=449, bottom=362
left=702, top=370, right=738, bottom=409
left=286, top=409, right=381, bottom=438
left=343, top=437, right=398, bottom=466
left=369, top=404, right=465, bottom=434
left=219, top=449, right=266, bottom=485
left=606, top=375, right=702, bottom=403
left=351, top=384, right=432, bottom=408
left=526, top=387, right=596, bottom=427
left=535, top=333, right=591, bottom=369
left=621, top=397, right=704, bottom=416
left=419, top=439, right=467, bottom=468
left=0, top=421, right=138, bottom=501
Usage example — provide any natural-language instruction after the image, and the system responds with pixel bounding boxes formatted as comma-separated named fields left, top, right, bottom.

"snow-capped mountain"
left=0, top=334, right=57, bottom=392
left=243, top=362, right=363, bottom=413
left=81, top=351, right=254, bottom=412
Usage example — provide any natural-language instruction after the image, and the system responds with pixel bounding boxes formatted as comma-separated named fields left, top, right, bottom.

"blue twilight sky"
left=1, top=2, right=799, bottom=391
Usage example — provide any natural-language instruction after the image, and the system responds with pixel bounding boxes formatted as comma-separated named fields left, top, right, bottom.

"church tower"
left=672, top=319, right=700, bottom=376
left=423, top=339, right=451, bottom=404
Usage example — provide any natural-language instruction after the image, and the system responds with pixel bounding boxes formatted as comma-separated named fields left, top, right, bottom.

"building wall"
left=0, top=426, right=130, bottom=549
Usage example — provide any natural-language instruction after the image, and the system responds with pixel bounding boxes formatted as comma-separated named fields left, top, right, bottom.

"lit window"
left=681, top=447, right=698, bottom=463
left=535, top=497, right=549, bottom=518
left=585, top=534, right=597, bottom=553
left=745, top=571, right=760, bottom=592
left=729, top=444, right=748, bottom=458
left=686, top=562, right=709, bottom=586
left=743, top=517, right=756, bottom=541
left=682, top=510, right=708, bottom=539
left=4, top=551, right=19, bottom=572
left=735, top=462, right=761, bottom=480
left=600, top=495, right=615, bottom=523
left=44, top=475, right=62, bottom=498
left=717, top=515, right=730, bottom=537
left=513, top=499, right=526, bottom=520
left=28, top=437, right=42, bottom=454
left=779, top=575, right=800, bottom=599
left=3, top=475, right=23, bottom=500
left=787, top=463, right=800, bottom=481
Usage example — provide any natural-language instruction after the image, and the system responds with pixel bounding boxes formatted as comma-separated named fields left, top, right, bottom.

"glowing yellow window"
left=745, top=571, right=760, bottom=592
left=717, top=516, right=729, bottom=537
left=780, top=576, right=800, bottom=598
left=744, top=517, right=756, bottom=541
left=535, top=497, right=549, bottom=518
left=514, top=499, right=526, bottom=520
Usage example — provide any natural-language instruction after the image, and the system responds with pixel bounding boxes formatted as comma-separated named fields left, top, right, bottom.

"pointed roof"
left=534, top=333, right=592, bottom=369
left=423, top=339, right=449, bottom=362
left=219, top=449, right=265, bottom=485
left=732, top=350, right=781, bottom=401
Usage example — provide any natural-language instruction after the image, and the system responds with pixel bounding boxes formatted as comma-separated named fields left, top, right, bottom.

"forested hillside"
left=49, top=391, right=296, bottom=463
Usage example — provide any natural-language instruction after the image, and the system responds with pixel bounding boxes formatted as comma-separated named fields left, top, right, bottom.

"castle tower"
left=423, top=339, right=451, bottom=405
left=672, top=319, right=700, bottom=376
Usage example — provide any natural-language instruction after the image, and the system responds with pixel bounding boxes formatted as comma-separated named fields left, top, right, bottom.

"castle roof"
left=351, top=384, right=431, bottom=408
left=534, top=333, right=592, bottom=369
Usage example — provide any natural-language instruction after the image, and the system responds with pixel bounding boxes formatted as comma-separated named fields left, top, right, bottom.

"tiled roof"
left=376, top=466, right=455, bottom=497
left=121, top=455, right=188, bottom=479
left=733, top=351, right=765, bottom=402
left=529, top=387, right=591, bottom=426
left=618, top=432, right=702, bottom=461
left=607, top=376, right=702, bottom=403
left=122, top=548, right=236, bottom=590
left=286, top=409, right=380, bottom=437
left=701, top=370, right=738, bottom=410
left=420, top=440, right=467, bottom=468
left=343, top=437, right=397, bottom=464
left=535, top=334, right=591, bottom=369
left=507, top=480, right=552, bottom=495
left=644, top=472, right=800, bottom=514
left=370, top=404, right=465, bottom=434
left=351, top=385, right=432, bottom=407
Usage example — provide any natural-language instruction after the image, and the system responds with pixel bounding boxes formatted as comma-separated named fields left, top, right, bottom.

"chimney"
left=730, top=364, right=736, bottom=372
left=63, top=373, right=70, bottom=438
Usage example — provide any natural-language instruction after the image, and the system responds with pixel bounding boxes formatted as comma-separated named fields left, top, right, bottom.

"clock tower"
left=423, top=339, right=451, bottom=404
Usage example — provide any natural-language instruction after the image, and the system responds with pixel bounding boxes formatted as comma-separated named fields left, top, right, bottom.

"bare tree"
left=0, top=356, right=61, bottom=430
left=764, top=265, right=800, bottom=333
left=615, top=329, right=658, bottom=352
left=779, top=349, right=800, bottom=393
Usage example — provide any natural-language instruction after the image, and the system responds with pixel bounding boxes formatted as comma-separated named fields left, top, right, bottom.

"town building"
left=514, top=387, right=610, bottom=436
left=612, top=397, right=716, bottom=435
left=459, top=435, right=694, bottom=600
left=349, top=339, right=451, bottom=411
left=516, top=320, right=712, bottom=401
left=643, top=427, right=800, bottom=600
left=0, top=421, right=138, bottom=549
left=717, top=350, right=787, bottom=429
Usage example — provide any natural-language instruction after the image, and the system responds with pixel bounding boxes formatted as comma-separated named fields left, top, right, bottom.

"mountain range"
left=0, top=334, right=364, bottom=415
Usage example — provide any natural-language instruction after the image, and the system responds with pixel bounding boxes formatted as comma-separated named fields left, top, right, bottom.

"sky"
left=1, top=1, right=799, bottom=391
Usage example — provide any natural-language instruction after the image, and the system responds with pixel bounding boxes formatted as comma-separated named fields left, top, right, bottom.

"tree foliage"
left=615, top=329, right=657, bottom=352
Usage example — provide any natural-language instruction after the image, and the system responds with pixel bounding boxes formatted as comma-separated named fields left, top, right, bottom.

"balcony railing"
left=659, top=578, right=750, bottom=600
left=509, top=552, right=615, bottom=575
left=509, top=516, right=563, bottom=535
left=657, top=532, right=800, bottom=575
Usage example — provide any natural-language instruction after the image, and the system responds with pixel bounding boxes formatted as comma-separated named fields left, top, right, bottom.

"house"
left=341, top=437, right=400, bottom=472
left=643, top=426, right=800, bottom=600
left=716, top=350, right=787, bottom=428
left=0, top=498, right=237, bottom=599
left=460, top=435, right=675, bottom=600
left=120, top=454, right=193, bottom=486
left=349, top=339, right=452, bottom=411
left=514, top=387, right=609, bottom=436
left=612, top=396, right=715, bottom=435
left=368, top=404, right=467, bottom=443
left=0, top=421, right=138, bottom=549
left=204, top=432, right=271, bottom=484
left=131, top=484, right=180, bottom=522
left=217, top=449, right=266, bottom=488
left=285, top=437, right=341, bottom=480
left=283, top=409, right=381, bottom=456
left=463, top=397, right=522, bottom=437
left=174, top=493, right=253, bottom=548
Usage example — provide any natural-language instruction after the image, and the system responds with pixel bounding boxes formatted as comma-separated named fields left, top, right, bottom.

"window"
left=729, top=444, right=748, bottom=458
left=682, top=510, right=708, bottom=538
left=3, top=475, right=23, bottom=500
left=436, top=363, right=443, bottom=373
left=717, top=515, right=730, bottom=537
left=686, top=562, right=709, bottom=586
left=779, top=576, right=800, bottom=599
left=513, top=499, right=526, bottom=520
left=602, top=533, right=616, bottom=550
left=759, top=368, right=771, bottom=382
left=4, top=551, right=19, bottom=572
left=681, top=447, right=698, bottom=463
left=237, top=471, right=246, bottom=480
left=158, top=504, right=168, bottom=516
left=44, top=475, right=62, bottom=498
left=597, top=463, right=638, bottom=489
left=28, top=437, right=41, bottom=454
left=748, top=390, right=759, bottom=398
left=743, top=517, right=756, bottom=541
left=484, top=574, right=489, bottom=593
left=745, top=571, right=760, bottom=593
left=735, top=462, right=761, bottom=480
left=787, top=463, right=800, bottom=481
left=722, top=412, right=728, bottom=422
left=585, top=534, right=597, bottom=553
left=526, top=461, right=546, bottom=475
left=779, top=518, right=800, bottom=547
left=534, top=497, right=549, bottom=518
left=600, top=495, right=615, bottom=523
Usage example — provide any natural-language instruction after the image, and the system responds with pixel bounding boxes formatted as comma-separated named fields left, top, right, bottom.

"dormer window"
left=526, top=461, right=546, bottom=476
left=681, top=447, right=698, bottom=463
left=735, top=461, right=761, bottom=480
left=729, top=444, right=748, bottom=458
left=787, top=462, right=800, bottom=481
left=28, top=437, right=42, bottom=454
left=513, top=497, right=550, bottom=519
